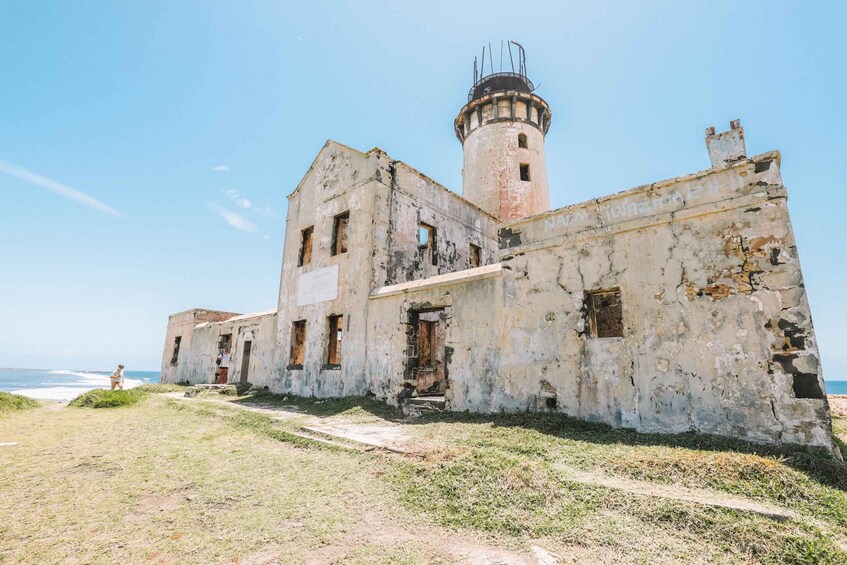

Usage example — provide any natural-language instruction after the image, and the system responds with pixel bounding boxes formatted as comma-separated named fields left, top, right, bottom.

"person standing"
left=219, top=350, right=231, bottom=384
left=110, top=364, right=125, bottom=391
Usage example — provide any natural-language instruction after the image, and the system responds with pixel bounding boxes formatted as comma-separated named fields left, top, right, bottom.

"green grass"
left=0, top=391, right=40, bottom=415
left=69, top=383, right=185, bottom=408
left=3, top=391, right=846, bottom=563
left=134, top=383, right=186, bottom=394
left=232, top=391, right=400, bottom=420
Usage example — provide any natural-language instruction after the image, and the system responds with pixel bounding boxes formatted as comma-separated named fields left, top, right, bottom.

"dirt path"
left=553, top=463, right=795, bottom=521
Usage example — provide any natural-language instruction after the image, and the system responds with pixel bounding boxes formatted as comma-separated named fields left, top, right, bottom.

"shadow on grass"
left=231, top=391, right=846, bottom=490
left=231, top=391, right=401, bottom=420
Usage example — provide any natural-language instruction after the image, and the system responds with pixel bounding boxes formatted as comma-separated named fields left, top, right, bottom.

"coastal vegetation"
left=1, top=391, right=845, bottom=563
left=67, top=383, right=185, bottom=408
left=0, top=391, right=40, bottom=415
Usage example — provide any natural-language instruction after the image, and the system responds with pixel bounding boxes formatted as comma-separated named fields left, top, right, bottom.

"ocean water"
left=827, top=380, right=847, bottom=395
left=0, top=369, right=160, bottom=402
left=1, top=368, right=845, bottom=400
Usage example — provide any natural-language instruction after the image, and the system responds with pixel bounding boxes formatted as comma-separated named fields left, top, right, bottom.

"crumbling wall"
left=226, top=311, right=278, bottom=388
left=159, top=309, right=240, bottom=383
left=495, top=150, right=836, bottom=454
left=367, top=265, right=505, bottom=407
left=273, top=141, right=378, bottom=397
left=370, top=151, right=500, bottom=287
left=273, top=141, right=500, bottom=398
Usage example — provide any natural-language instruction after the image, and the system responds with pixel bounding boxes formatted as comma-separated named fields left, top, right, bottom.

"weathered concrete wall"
left=274, top=141, right=377, bottom=397
left=159, top=309, right=240, bottom=383
left=370, top=151, right=500, bottom=286
left=225, top=311, right=278, bottom=388
left=366, top=147, right=835, bottom=454
left=160, top=309, right=276, bottom=385
left=273, top=141, right=501, bottom=398
left=367, top=265, right=505, bottom=407
left=494, top=150, right=835, bottom=453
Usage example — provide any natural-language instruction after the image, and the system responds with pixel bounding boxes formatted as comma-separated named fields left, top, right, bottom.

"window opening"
left=419, top=223, right=437, bottom=266
left=170, top=336, right=181, bottom=365
left=290, top=321, right=306, bottom=367
left=469, top=244, right=481, bottom=268
left=299, top=226, right=313, bottom=266
left=327, top=314, right=343, bottom=366
left=518, top=133, right=528, bottom=148
left=520, top=163, right=531, bottom=182
left=587, top=288, right=624, bottom=338
left=793, top=374, right=825, bottom=399
left=332, top=212, right=349, bottom=256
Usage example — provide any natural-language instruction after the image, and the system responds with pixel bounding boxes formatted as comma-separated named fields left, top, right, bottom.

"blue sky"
left=1, top=1, right=845, bottom=376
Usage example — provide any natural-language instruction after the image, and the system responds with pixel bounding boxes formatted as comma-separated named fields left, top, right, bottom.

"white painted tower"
left=454, top=42, right=551, bottom=222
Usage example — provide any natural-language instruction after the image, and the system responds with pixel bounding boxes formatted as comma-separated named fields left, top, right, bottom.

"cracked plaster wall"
left=494, top=151, right=836, bottom=453
left=272, top=142, right=499, bottom=398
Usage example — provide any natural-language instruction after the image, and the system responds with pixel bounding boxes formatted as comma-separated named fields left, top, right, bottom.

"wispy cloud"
left=255, top=205, right=277, bottom=219
left=220, top=188, right=252, bottom=209
left=212, top=165, right=230, bottom=172
left=0, top=159, right=121, bottom=218
left=208, top=202, right=257, bottom=233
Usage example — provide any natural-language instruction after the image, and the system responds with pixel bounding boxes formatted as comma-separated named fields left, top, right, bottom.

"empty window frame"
left=331, top=212, right=350, bottom=256
left=290, top=320, right=306, bottom=367
left=419, top=222, right=437, bottom=266
left=299, top=226, right=313, bottom=266
left=519, top=163, right=531, bottom=182
left=170, top=336, right=182, bottom=365
left=587, top=288, right=624, bottom=338
left=518, top=133, right=528, bottom=148
left=217, top=333, right=232, bottom=355
left=418, top=319, right=437, bottom=367
left=326, top=314, right=343, bottom=366
left=792, top=373, right=825, bottom=399
left=469, top=243, right=481, bottom=268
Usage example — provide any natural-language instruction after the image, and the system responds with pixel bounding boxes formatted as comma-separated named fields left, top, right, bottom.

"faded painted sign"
left=297, top=264, right=339, bottom=306
left=544, top=173, right=746, bottom=233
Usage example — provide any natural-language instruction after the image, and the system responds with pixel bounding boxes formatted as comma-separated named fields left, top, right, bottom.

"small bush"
left=69, top=384, right=184, bottom=409
left=69, top=389, right=148, bottom=408
left=0, top=392, right=40, bottom=415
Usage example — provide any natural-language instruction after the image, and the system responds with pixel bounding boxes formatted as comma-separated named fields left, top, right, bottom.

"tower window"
left=326, top=314, right=343, bottom=367
left=290, top=320, right=306, bottom=367
left=587, top=288, right=624, bottom=338
left=331, top=212, right=349, bottom=256
left=299, top=226, right=313, bottom=266
left=469, top=243, right=481, bottom=268
left=518, top=133, right=528, bottom=149
left=520, top=163, right=531, bottom=182
left=419, top=223, right=437, bottom=266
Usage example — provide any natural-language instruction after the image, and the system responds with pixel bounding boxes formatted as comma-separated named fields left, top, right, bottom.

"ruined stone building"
left=161, top=48, right=838, bottom=456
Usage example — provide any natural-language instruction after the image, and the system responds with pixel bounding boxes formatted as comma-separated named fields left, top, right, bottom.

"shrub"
left=69, top=389, right=147, bottom=408
left=0, top=392, right=40, bottom=415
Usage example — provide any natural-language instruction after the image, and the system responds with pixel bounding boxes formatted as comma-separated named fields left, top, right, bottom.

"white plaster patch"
left=297, top=265, right=339, bottom=306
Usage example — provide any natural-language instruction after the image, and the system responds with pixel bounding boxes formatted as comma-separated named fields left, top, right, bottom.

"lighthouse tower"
left=454, top=42, right=552, bottom=222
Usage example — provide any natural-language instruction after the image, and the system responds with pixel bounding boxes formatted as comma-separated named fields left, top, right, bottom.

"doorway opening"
left=408, top=308, right=447, bottom=396
left=240, top=341, right=252, bottom=383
